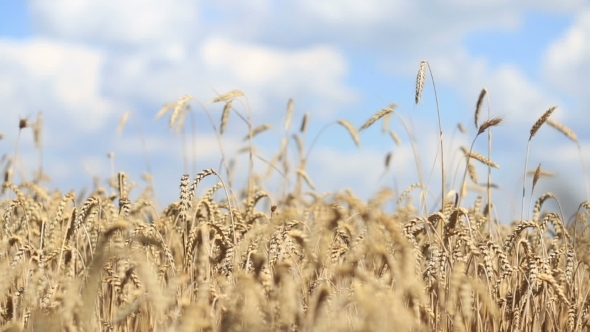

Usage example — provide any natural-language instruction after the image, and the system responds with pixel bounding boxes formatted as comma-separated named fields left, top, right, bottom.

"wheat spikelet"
left=467, top=161, right=478, bottom=184
left=532, top=192, right=555, bottom=222
left=526, top=169, right=556, bottom=178
left=461, top=148, right=499, bottom=168
left=474, top=88, right=487, bottom=128
left=457, top=123, right=466, bottom=134
left=179, top=174, right=191, bottom=224
left=337, top=119, right=360, bottom=147
left=532, top=163, right=542, bottom=192
left=542, top=212, right=569, bottom=240
left=568, top=303, right=576, bottom=332
left=168, top=95, right=192, bottom=131
left=502, top=220, right=538, bottom=252
left=381, top=110, right=391, bottom=133
left=117, top=172, right=127, bottom=200
left=295, top=169, right=315, bottom=190
left=537, top=273, right=569, bottom=305
left=384, top=152, right=392, bottom=169
left=415, top=61, right=426, bottom=104
left=388, top=130, right=401, bottom=146
left=397, top=183, right=421, bottom=204
left=546, top=118, right=577, bottom=142
left=300, top=112, right=309, bottom=133
left=477, top=116, right=503, bottom=135
left=359, top=106, right=395, bottom=132
left=117, top=112, right=129, bottom=134
left=243, top=124, right=272, bottom=141
left=220, top=101, right=232, bottom=135
left=190, top=169, right=216, bottom=200
left=293, top=134, right=304, bottom=156
left=284, top=99, right=294, bottom=131
left=69, top=196, right=99, bottom=244
left=530, top=106, right=557, bottom=140
left=245, top=190, right=270, bottom=216
left=33, top=112, right=43, bottom=149
left=155, top=101, right=176, bottom=119
left=212, top=89, right=244, bottom=103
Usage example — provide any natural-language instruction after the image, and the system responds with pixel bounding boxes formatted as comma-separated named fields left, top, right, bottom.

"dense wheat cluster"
left=2, top=64, right=590, bottom=332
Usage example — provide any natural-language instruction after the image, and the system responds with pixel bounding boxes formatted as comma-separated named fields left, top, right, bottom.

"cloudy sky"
left=1, top=1, right=589, bottom=222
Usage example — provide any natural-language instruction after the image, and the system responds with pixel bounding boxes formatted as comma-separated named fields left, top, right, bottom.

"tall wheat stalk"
left=415, top=60, right=445, bottom=210
left=522, top=106, right=556, bottom=221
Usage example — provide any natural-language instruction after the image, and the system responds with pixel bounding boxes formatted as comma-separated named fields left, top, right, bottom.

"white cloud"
left=100, top=37, right=356, bottom=122
left=543, top=8, right=590, bottom=98
left=0, top=38, right=118, bottom=134
left=297, top=0, right=413, bottom=25
left=200, top=38, right=356, bottom=112
left=29, top=0, right=200, bottom=47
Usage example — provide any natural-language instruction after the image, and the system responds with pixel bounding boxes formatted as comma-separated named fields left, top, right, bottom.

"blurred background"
left=0, top=1, right=588, bottom=223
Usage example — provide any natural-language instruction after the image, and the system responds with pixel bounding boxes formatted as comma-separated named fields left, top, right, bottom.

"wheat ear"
left=415, top=61, right=426, bottom=104
left=474, top=88, right=487, bottom=129
left=359, top=107, right=395, bottom=132
left=337, top=120, right=360, bottom=147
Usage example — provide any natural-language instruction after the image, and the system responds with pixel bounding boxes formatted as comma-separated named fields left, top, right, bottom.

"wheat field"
left=1, top=63, right=590, bottom=332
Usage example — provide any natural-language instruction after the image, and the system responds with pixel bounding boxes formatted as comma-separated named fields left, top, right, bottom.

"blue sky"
left=1, top=1, right=589, bottom=222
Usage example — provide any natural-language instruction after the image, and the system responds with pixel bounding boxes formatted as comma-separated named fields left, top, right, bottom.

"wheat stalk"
left=522, top=106, right=557, bottom=221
